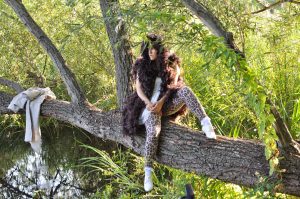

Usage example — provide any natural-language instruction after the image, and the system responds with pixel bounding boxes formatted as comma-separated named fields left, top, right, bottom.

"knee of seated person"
left=148, top=113, right=161, bottom=130
left=155, top=125, right=161, bottom=135
left=178, top=85, right=191, bottom=95
left=151, top=111, right=161, bottom=117
left=147, top=112, right=160, bottom=122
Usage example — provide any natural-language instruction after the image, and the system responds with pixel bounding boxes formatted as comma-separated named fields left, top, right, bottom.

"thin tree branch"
left=0, top=77, right=24, bottom=93
left=180, top=0, right=245, bottom=58
left=252, top=0, right=300, bottom=14
left=4, top=0, right=86, bottom=105
left=267, top=98, right=300, bottom=154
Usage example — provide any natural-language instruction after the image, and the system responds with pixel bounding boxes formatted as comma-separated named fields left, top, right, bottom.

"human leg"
left=163, top=86, right=216, bottom=139
left=143, top=112, right=162, bottom=192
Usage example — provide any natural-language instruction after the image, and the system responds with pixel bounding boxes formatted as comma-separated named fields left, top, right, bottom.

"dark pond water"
left=0, top=124, right=118, bottom=198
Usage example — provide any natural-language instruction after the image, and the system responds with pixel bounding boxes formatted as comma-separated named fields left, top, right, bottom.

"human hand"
left=150, top=100, right=163, bottom=115
left=167, top=81, right=181, bottom=90
left=166, top=65, right=180, bottom=76
left=146, top=102, right=155, bottom=111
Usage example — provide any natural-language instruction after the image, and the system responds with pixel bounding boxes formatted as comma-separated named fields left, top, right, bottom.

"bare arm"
left=157, top=89, right=170, bottom=104
left=136, top=74, right=151, bottom=105
left=173, top=65, right=180, bottom=86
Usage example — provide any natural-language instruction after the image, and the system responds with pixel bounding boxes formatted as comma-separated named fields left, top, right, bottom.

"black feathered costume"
left=122, top=34, right=187, bottom=135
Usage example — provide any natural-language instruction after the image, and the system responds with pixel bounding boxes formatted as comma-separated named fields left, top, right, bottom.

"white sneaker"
left=202, top=124, right=216, bottom=139
left=201, top=116, right=217, bottom=139
left=144, top=166, right=153, bottom=192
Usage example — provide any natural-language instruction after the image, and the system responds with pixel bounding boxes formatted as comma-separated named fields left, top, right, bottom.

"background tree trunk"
left=99, top=0, right=134, bottom=109
left=4, top=0, right=87, bottom=106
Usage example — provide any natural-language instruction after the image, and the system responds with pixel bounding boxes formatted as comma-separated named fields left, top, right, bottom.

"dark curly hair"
left=122, top=34, right=187, bottom=135
left=160, top=53, right=188, bottom=121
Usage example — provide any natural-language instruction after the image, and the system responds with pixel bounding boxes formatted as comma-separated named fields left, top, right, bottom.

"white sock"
left=201, top=116, right=216, bottom=139
left=144, top=166, right=153, bottom=192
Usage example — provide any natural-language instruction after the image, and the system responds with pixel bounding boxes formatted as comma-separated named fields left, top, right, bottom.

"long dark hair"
left=131, top=33, right=169, bottom=99
left=160, top=53, right=188, bottom=121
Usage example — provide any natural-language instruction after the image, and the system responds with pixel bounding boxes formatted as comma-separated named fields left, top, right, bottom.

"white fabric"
left=138, top=77, right=162, bottom=125
left=8, top=87, right=56, bottom=152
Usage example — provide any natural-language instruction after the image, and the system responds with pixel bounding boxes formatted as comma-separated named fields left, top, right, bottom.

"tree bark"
left=0, top=78, right=24, bottom=93
left=180, top=0, right=244, bottom=57
left=99, top=0, right=134, bottom=109
left=1, top=91, right=300, bottom=196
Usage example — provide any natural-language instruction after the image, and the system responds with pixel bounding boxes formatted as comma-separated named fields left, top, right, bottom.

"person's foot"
left=201, top=116, right=217, bottom=139
left=144, top=166, right=153, bottom=192
left=202, top=124, right=216, bottom=139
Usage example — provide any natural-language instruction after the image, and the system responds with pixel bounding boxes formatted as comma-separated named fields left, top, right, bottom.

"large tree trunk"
left=99, top=0, right=134, bottom=109
left=1, top=91, right=300, bottom=196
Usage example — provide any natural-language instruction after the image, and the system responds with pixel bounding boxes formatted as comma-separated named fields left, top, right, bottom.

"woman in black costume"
left=122, top=33, right=216, bottom=192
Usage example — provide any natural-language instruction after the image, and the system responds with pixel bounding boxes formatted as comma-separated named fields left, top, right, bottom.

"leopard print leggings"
left=144, top=86, right=207, bottom=167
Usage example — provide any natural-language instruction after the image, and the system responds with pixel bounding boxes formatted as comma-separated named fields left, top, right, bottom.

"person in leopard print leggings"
left=144, top=85, right=216, bottom=167
left=137, top=53, right=217, bottom=192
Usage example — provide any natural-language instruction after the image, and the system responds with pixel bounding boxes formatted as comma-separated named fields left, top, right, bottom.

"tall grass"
left=78, top=145, right=297, bottom=199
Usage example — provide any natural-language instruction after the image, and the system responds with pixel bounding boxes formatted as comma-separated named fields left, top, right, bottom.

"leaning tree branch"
left=0, top=91, right=300, bottom=196
left=180, top=0, right=299, bottom=155
left=4, top=0, right=86, bottom=105
left=180, top=0, right=244, bottom=57
left=0, top=77, right=24, bottom=93
left=267, top=98, right=300, bottom=154
left=99, top=0, right=134, bottom=109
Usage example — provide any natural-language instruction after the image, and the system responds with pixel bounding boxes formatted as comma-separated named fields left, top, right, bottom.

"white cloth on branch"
left=8, top=87, right=56, bottom=152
